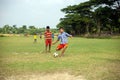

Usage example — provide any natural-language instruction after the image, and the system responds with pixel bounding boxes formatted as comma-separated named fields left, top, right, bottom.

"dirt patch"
left=4, top=72, right=85, bottom=80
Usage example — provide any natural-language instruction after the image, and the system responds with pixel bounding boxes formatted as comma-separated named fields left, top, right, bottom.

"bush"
left=0, top=35, right=6, bottom=37
left=86, top=34, right=111, bottom=39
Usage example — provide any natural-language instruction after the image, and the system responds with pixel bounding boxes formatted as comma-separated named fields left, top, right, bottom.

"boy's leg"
left=34, top=39, right=37, bottom=43
left=60, top=46, right=67, bottom=57
left=48, top=44, right=51, bottom=53
left=45, top=40, right=48, bottom=53
left=59, top=44, right=68, bottom=57
left=55, top=44, right=66, bottom=57
left=45, top=45, right=48, bottom=53
left=54, top=44, right=61, bottom=56
left=48, top=40, right=52, bottom=53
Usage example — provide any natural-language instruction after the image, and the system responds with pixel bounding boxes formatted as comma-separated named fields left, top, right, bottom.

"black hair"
left=59, top=27, right=64, bottom=30
left=46, top=26, right=50, bottom=29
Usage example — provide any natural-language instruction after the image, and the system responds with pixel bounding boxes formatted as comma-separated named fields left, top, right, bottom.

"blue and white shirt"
left=58, top=32, right=71, bottom=44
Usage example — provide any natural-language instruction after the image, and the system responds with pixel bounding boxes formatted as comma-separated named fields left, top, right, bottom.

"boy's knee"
left=64, top=46, right=68, bottom=49
left=56, top=49, right=59, bottom=51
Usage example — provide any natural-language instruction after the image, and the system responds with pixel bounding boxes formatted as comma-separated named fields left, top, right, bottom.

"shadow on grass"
left=91, top=57, right=120, bottom=63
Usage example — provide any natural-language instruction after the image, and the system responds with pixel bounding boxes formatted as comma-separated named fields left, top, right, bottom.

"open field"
left=0, top=36, right=120, bottom=80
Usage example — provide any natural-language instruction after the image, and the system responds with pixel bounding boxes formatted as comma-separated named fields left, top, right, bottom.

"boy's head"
left=59, top=27, right=64, bottom=33
left=46, top=26, right=50, bottom=32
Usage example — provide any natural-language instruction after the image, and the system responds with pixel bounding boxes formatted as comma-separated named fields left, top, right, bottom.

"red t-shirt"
left=44, top=31, right=52, bottom=40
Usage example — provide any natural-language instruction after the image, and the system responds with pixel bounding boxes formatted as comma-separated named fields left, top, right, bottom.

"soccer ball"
left=53, top=53, right=58, bottom=57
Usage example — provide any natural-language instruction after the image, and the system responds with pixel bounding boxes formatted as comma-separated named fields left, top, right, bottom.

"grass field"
left=0, top=36, right=120, bottom=80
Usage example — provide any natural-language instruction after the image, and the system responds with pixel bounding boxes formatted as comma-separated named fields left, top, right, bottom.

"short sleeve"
left=65, top=32, right=71, bottom=37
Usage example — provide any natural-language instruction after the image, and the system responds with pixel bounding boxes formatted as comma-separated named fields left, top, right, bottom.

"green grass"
left=0, top=36, right=120, bottom=80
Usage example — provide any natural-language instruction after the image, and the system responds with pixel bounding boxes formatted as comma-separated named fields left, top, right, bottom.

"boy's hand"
left=52, top=42, right=55, bottom=45
left=69, top=35, right=72, bottom=38
left=52, top=40, right=59, bottom=45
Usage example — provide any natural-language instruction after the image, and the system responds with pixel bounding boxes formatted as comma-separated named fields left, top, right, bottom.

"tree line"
left=0, top=25, right=57, bottom=35
left=57, top=0, right=120, bottom=36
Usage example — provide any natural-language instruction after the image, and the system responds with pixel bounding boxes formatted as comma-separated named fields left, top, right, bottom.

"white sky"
left=0, top=0, right=89, bottom=28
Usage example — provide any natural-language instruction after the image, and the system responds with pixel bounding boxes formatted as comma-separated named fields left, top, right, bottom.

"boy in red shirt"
left=44, top=26, right=52, bottom=53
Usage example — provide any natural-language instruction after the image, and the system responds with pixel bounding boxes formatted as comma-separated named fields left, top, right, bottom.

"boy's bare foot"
left=59, top=54, right=64, bottom=57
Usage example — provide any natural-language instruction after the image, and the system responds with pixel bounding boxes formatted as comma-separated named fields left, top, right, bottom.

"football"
left=53, top=52, right=58, bottom=57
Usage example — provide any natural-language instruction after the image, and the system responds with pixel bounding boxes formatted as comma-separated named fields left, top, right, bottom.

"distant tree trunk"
left=97, top=19, right=101, bottom=36
left=85, top=24, right=90, bottom=36
left=77, top=29, right=80, bottom=35
left=119, top=26, right=120, bottom=34
left=71, top=24, right=78, bottom=35
left=110, top=26, right=113, bottom=35
left=86, top=23, right=90, bottom=35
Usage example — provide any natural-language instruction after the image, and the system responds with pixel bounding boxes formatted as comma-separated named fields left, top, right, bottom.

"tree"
left=0, top=28, right=3, bottom=33
left=28, top=26, right=37, bottom=35
left=2, top=25, right=12, bottom=34
left=75, top=1, right=93, bottom=35
left=90, top=0, right=120, bottom=35
left=57, top=0, right=120, bottom=36
left=58, top=1, right=94, bottom=35
left=12, top=25, right=18, bottom=34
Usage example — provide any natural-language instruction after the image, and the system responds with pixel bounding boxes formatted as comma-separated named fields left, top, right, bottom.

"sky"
left=0, top=0, right=88, bottom=28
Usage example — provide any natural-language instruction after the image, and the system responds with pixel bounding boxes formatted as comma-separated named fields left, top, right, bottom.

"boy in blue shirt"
left=53, top=27, right=72, bottom=57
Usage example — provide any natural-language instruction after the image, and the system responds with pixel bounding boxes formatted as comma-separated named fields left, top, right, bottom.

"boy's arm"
left=66, top=33, right=72, bottom=38
left=44, top=32, right=46, bottom=39
left=52, top=39, right=59, bottom=45
left=69, top=35, right=72, bottom=38
left=52, top=35, right=60, bottom=45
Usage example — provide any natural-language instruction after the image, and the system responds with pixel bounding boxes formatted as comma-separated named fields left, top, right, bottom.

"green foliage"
left=0, top=25, right=57, bottom=35
left=58, top=0, right=120, bottom=36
